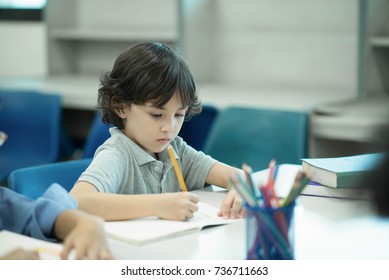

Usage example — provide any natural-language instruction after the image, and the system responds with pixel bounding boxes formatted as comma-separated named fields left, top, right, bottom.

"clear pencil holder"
left=245, top=201, right=295, bottom=260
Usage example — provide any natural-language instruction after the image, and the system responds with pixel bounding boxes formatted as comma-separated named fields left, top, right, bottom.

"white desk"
left=0, top=76, right=362, bottom=148
left=105, top=187, right=385, bottom=260
left=0, top=76, right=355, bottom=111
left=0, top=76, right=100, bottom=110
left=107, top=188, right=246, bottom=260
left=0, top=186, right=385, bottom=260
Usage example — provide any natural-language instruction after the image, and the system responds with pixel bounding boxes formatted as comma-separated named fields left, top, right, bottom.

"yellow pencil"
left=167, top=145, right=188, bottom=192
left=35, top=247, right=61, bottom=259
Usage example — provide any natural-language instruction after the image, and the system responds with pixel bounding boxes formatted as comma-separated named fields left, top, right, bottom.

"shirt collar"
left=110, top=127, right=172, bottom=166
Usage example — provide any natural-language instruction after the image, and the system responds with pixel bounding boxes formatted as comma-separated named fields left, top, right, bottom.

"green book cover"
left=301, top=153, right=385, bottom=188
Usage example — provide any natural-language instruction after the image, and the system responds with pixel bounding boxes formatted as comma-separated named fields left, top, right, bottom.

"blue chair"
left=203, top=106, right=308, bottom=171
left=178, top=104, right=219, bottom=151
left=0, top=89, right=62, bottom=182
left=82, top=111, right=112, bottom=158
left=8, top=158, right=92, bottom=199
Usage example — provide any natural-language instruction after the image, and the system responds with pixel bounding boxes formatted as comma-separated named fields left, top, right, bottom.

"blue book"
left=301, top=153, right=386, bottom=188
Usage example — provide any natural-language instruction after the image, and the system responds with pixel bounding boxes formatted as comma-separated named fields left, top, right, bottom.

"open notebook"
left=0, top=230, right=65, bottom=260
left=104, top=202, right=241, bottom=245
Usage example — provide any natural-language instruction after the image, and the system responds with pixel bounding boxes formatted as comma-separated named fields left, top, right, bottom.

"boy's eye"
left=175, top=113, right=185, bottom=118
left=151, top=113, right=162, bottom=118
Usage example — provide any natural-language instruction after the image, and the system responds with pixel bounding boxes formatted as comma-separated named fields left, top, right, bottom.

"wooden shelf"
left=370, top=37, right=389, bottom=47
left=310, top=96, right=389, bottom=142
left=0, top=75, right=98, bottom=110
left=50, top=28, right=178, bottom=42
left=45, top=0, right=179, bottom=77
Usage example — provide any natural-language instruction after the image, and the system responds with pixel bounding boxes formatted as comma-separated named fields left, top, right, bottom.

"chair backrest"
left=82, top=111, right=112, bottom=158
left=178, top=104, right=219, bottom=151
left=203, top=106, right=308, bottom=171
left=8, top=158, right=92, bottom=199
left=0, top=89, right=62, bottom=181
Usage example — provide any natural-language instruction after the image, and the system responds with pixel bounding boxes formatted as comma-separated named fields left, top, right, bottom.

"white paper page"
left=251, top=164, right=302, bottom=198
left=104, top=202, right=239, bottom=245
left=0, top=230, right=64, bottom=260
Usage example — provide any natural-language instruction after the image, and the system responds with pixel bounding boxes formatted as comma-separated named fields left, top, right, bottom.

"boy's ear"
left=115, top=104, right=126, bottom=119
left=113, top=102, right=127, bottom=119
left=111, top=95, right=128, bottom=118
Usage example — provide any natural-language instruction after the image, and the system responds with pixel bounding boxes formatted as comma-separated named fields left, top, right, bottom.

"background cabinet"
left=46, top=0, right=179, bottom=77
left=358, top=0, right=389, bottom=98
left=309, top=0, right=389, bottom=158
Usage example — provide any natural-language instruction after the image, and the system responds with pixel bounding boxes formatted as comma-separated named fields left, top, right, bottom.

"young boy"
left=0, top=183, right=113, bottom=260
left=70, top=42, right=244, bottom=221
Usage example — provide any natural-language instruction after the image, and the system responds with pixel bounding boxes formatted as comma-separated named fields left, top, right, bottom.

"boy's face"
left=117, top=93, right=187, bottom=158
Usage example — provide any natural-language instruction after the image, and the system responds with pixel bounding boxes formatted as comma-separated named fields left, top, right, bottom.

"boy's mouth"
left=157, top=138, right=170, bottom=145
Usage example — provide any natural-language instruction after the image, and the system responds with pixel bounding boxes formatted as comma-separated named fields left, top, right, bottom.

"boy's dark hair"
left=97, top=42, right=201, bottom=129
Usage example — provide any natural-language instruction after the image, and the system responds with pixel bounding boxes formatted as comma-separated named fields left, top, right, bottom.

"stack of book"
left=300, top=153, right=385, bottom=199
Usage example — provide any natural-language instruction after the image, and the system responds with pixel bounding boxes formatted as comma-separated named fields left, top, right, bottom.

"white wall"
left=0, top=21, right=47, bottom=77
left=184, top=0, right=358, bottom=96
left=0, top=0, right=358, bottom=98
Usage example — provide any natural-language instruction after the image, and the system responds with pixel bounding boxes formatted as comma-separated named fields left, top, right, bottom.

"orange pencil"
left=167, top=145, right=188, bottom=192
left=267, top=159, right=277, bottom=203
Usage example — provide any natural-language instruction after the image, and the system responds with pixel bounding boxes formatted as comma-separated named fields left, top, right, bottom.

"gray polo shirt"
left=77, top=127, right=218, bottom=194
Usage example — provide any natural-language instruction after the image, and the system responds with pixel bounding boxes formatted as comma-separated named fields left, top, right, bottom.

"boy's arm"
left=70, top=181, right=200, bottom=221
left=0, top=184, right=75, bottom=241
left=1, top=248, right=40, bottom=260
left=206, top=162, right=246, bottom=219
left=205, top=162, right=241, bottom=189
left=53, top=209, right=112, bottom=260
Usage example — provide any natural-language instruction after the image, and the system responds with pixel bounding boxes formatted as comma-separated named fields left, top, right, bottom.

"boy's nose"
left=162, top=117, right=175, bottom=132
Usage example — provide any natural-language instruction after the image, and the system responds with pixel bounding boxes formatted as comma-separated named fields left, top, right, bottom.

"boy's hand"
left=58, top=211, right=113, bottom=260
left=218, top=189, right=246, bottom=219
left=157, top=192, right=200, bottom=221
left=1, top=248, right=40, bottom=260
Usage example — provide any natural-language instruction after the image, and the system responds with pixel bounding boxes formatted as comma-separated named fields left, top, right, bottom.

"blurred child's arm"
left=205, top=162, right=246, bottom=219
left=0, top=131, right=7, bottom=147
left=0, top=248, right=40, bottom=260
left=53, top=209, right=113, bottom=260
left=70, top=181, right=200, bottom=221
